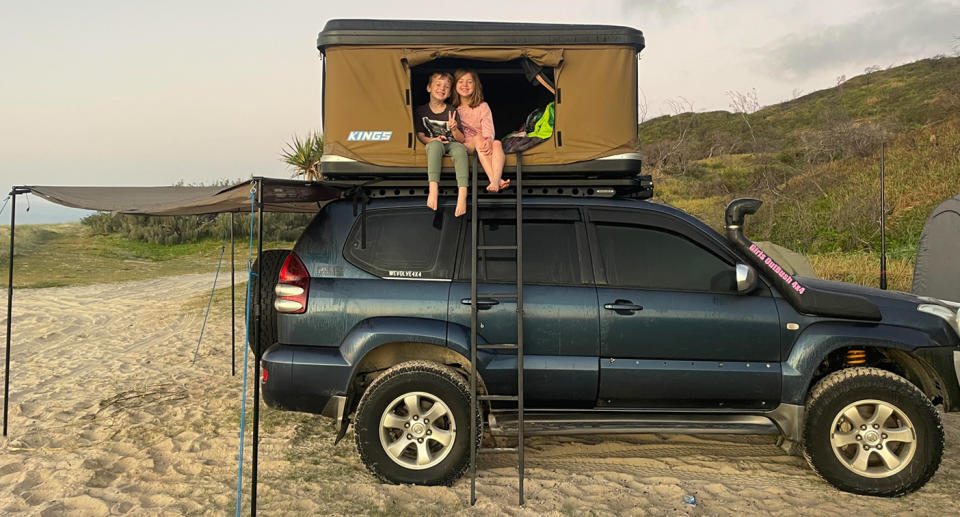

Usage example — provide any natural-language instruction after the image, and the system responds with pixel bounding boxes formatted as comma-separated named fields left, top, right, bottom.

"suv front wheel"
left=354, top=360, right=479, bottom=485
left=803, top=367, right=944, bottom=496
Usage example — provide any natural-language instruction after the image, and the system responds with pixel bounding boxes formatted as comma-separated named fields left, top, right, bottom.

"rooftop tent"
left=912, top=194, right=960, bottom=302
left=316, top=19, right=645, bottom=177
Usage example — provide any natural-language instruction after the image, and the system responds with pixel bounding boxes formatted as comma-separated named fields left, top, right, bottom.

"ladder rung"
left=477, top=245, right=518, bottom=251
left=479, top=447, right=518, bottom=453
left=486, top=292, right=517, bottom=298
left=480, top=394, right=519, bottom=402
left=478, top=344, right=518, bottom=350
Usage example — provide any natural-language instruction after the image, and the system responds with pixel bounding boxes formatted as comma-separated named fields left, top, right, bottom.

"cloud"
left=618, top=0, right=690, bottom=22
left=764, top=0, right=960, bottom=78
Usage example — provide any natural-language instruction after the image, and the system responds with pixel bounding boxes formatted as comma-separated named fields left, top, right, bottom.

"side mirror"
left=736, top=263, right=758, bottom=294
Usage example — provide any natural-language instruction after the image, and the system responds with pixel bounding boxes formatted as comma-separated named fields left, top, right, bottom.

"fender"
left=339, top=316, right=481, bottom=388
left=340, top=316, right=452, bottom=365
left=782, top=321, right=941, bottom=405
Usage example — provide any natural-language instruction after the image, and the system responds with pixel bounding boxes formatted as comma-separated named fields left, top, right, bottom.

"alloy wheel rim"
left=379, top=391, right=457, bottom=470
left=829, top=398, right=917, bottom=478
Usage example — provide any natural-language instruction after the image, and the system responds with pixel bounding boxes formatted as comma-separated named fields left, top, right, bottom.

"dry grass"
left=808, top=252, right=914, bottom=292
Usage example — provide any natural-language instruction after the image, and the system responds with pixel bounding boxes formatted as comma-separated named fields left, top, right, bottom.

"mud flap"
left=333, top=394, right=352, bottom=444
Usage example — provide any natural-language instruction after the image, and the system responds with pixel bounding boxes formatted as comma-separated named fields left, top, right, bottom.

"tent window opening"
left=410, top=58, right=555, bottom=141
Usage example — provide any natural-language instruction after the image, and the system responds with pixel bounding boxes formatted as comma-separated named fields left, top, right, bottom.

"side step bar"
left=488, top=411, right=781, bottom=436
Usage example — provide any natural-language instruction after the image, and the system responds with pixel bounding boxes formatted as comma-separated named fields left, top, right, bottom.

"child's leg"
left=466, top=136, right=497, bottom=188
left=447, top=142, right=469, bottom=217
left=456, top=187, right=468, bottom=217
left=425, top=141, right=443, bottom=210
left=491, top=140, right=508, bottom=190
left=448, top=142, right=469, bottom=188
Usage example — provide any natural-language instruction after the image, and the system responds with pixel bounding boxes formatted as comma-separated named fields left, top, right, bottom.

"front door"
left=588, top=209, right=782, bottom=410
left=447, top=206, right=599, bottom=407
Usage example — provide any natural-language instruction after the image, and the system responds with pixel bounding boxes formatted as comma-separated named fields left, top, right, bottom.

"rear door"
left=447, top=206, right=599, bottom=407
left=588, top=208, right=782, bottom=410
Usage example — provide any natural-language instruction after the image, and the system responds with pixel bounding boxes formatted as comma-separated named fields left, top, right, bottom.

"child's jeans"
left=425, top=140, right=469, bottom=187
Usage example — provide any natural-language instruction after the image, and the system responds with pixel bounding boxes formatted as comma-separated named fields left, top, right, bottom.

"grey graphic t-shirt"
left=414, top=103, right=461, bottom=140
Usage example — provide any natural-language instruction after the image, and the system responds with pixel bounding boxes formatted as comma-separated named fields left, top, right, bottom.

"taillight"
left=274, top=252, right=309, bottom=314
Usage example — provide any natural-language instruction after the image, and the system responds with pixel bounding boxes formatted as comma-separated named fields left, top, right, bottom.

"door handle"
left=604, top=299, right=643, bottom=313
left=461, top=297, right=499, bottom=309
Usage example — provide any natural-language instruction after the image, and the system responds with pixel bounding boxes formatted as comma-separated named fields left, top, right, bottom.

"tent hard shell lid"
left=912, top=194, right=960, bottom=302
left=317, top=19, right=645, bottom=178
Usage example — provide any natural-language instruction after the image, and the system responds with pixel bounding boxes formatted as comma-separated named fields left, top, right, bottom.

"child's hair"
left=453, top=69, right=484, bottom=108
left=428, top=71, right=454, bottom=88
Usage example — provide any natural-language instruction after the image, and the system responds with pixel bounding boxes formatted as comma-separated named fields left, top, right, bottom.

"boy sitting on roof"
left=415, top=72, right=469, bottom=217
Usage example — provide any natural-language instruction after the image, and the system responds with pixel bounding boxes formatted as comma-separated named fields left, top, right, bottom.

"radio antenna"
left=880, top=142, right=888, bottom=290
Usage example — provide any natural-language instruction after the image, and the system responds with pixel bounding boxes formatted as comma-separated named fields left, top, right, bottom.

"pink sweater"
left=457, top=102, right=495, bottom=141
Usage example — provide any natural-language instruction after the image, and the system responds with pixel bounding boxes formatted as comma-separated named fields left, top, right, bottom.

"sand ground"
left=0, top=273, right=957, bottom=516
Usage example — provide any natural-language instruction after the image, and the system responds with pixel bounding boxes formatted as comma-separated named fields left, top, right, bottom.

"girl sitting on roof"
left=453, top=69, right=509, bottom=192
left=415, top=72, right=470, bottom=217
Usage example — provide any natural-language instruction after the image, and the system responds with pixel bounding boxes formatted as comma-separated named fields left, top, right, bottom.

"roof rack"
left=326, top=174, right=654, bottom=200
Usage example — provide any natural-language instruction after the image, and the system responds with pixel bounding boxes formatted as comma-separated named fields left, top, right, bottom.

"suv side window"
left=456, top=208, right=591, bottom=285
left=594, top=223, right=736, bottom=292
left=344, top=208, right=459, bottom=279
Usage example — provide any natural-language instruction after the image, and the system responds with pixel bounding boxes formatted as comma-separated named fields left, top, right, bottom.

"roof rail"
left=328, top=174, right=653, bottom=200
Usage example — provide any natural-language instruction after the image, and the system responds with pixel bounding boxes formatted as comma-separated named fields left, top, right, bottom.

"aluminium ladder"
left=469, top=152, right=526, bottom=506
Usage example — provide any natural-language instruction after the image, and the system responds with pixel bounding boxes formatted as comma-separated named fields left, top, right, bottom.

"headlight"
left=918, top=303, right=960, bottom=338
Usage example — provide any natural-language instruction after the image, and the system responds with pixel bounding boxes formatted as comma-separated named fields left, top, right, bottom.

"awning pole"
left=3, top=190, right=16, bottom=437
left=231, top=212, right=236, bottom=376
left=250, top=179, right=264, bottom=516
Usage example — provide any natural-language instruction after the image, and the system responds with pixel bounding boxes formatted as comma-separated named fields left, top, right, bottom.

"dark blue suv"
left=258, top=195, right=960, bottom=496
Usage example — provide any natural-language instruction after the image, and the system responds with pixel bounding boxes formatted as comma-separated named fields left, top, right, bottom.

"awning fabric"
left=23, top=178, right=349, bottom=216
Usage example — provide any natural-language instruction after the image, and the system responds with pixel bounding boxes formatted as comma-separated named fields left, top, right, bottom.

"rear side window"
left=344, top=208, right=459, bottom=279
left=595, top=224, right=736, bottom=292
left=457, top=213, right=589, bottom=285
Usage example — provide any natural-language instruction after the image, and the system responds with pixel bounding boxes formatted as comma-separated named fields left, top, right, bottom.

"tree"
left=726, top=88, right=760, bottom=147
left=637, top=88, right=649, bottom=124
left=281, top=132, right=324, bottom=181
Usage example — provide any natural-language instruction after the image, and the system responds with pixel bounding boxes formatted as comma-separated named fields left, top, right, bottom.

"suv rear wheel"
left=803, top=367, right=944, bottom=496
left=354, top=360, right=479, bottom=485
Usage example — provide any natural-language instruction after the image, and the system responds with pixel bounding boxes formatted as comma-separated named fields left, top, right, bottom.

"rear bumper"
left=260, top=344, right=352, bottom=414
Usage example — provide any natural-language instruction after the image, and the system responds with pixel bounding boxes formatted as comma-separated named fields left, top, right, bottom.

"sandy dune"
left=0, top=274, right=957, bottom=515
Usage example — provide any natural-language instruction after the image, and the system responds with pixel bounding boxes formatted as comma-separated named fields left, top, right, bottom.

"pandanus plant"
left=281, top=132, right=324, bottom=181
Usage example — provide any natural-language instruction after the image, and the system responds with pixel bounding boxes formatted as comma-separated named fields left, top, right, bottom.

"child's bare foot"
left=485, top=183, right=499, bottom=192
left=427, top=182, right=439, bottom=210
left=499, top=179, right=511, bottom=190
left=455, top=188, right=467, bottom=217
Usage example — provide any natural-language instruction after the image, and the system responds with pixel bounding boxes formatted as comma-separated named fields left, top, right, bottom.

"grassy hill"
left=641, top=56, right=960, bottom=289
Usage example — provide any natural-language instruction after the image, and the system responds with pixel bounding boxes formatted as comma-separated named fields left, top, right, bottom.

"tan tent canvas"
left=317, top=20, right=645, bottom=178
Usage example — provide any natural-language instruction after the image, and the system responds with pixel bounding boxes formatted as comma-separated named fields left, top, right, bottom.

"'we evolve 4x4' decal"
left=388, top=270, right=423, bottom=278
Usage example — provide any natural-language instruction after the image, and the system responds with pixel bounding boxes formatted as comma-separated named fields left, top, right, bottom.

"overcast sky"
left=2, top=0, right=958, bottom=222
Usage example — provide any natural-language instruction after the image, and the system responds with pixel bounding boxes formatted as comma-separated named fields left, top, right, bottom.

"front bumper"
left=915, top=346, right=960, bottom=412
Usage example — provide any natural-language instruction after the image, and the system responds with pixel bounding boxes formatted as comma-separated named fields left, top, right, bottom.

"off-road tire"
left=354, top=360, right=480, bottom=485
left=803, top=367, right=943, bottom=496
left=248, top=249, right=289, bottom=357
